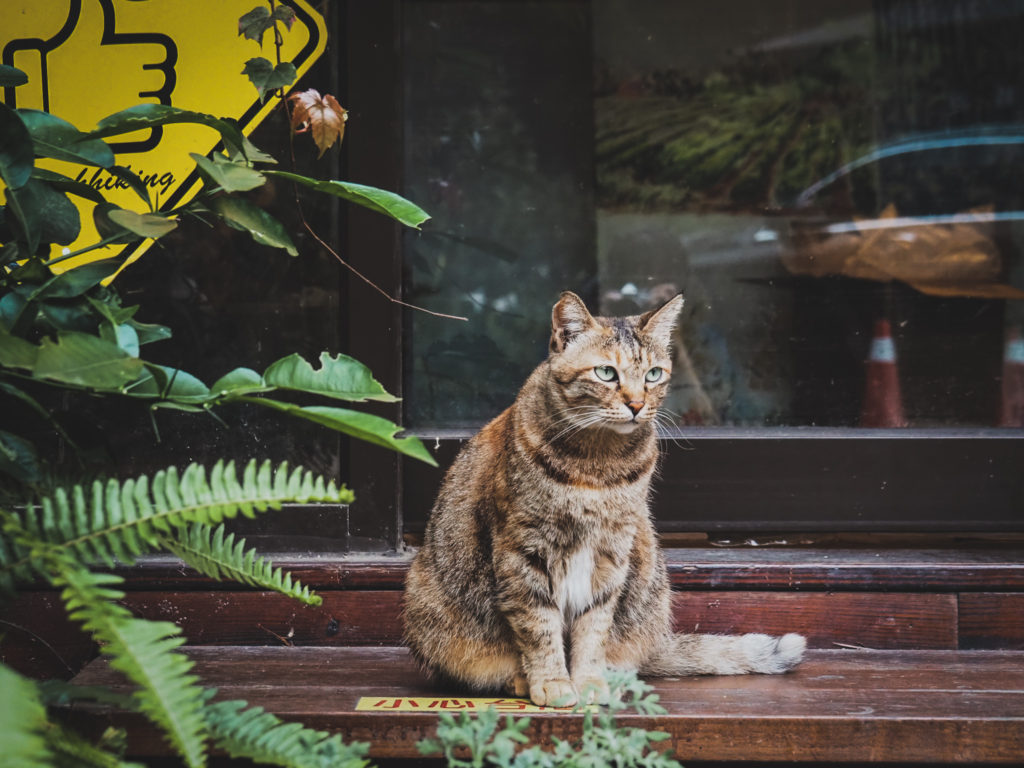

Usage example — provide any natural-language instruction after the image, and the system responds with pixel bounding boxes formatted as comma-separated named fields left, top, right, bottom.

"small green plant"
left=418, top=671, right=683, bottom=768
left=0, top=459, right=373, bottom=767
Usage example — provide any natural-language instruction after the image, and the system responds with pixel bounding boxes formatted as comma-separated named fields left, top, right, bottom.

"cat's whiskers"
left=657, top=406, right=698, bottom=450
left=651, top=409, right=695, bottom=451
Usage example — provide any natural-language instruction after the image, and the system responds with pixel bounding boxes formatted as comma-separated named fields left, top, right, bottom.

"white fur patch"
left=556, top=547, right=594, bottom=619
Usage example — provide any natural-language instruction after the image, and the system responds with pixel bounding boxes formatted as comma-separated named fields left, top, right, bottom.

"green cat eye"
left=594, top=365, right=618, bottom=382
left=645, top=367, right=663, bottom=383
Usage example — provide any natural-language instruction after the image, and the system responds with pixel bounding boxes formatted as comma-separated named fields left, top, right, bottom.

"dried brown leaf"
left=288, top=89, right=349, bottom=158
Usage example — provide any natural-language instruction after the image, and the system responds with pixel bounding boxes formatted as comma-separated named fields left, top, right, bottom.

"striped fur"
left=404, top=292, right=804, bottom=706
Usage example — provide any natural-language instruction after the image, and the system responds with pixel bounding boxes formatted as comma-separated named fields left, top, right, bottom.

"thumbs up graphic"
left=2, top=0, right=176, bottom=153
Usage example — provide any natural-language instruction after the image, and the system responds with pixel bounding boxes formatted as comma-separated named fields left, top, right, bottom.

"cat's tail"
left=640, top=632, right=806, bottom=676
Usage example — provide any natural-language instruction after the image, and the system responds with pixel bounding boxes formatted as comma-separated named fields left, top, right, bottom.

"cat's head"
left=547, top=291, right=683, bottom=435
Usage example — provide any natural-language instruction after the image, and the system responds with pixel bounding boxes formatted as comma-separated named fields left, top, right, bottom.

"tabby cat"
left=404, top=291, right=804, bottom=706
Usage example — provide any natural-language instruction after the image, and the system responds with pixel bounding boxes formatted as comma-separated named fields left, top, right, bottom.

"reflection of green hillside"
left=596, top=46, right=876, bottom=212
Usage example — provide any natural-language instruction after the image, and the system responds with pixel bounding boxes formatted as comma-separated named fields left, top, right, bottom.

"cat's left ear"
left=639, top=293, right=684, bottom=347
left=551, top=291, right=598, bottom=353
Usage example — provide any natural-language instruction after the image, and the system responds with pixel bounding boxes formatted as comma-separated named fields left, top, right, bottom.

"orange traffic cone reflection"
left=998, top=326, right=1024, bottom=428
left=860, top=319, right=908, bottom=428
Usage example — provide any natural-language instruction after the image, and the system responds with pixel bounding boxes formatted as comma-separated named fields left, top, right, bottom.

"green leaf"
left=210, top=367, right=270, bottom=396
left=91, top=105, right=250, bottom=161
left=84, top=295, right=138, bottom=327
left=0, top=327, right=39, bottom=369
left=33, top=331, right=143, bottom=389
left=271, top=5, right=297, bottom=29
left=6, top=178, right=81, bottom=251
left=0, top=65, right=28, bottom=88
left=128, top=364, right=210, bottom=403
left=39, top=300, right=98, bottom=334
left=35, top=258, right=123, bottom=299
left=0, top=430, right=44, bottom=485
left=263, top=351, right=399, bottom=402
left=30, top=167, right=105, bottom=204
left=93, top=203, right=143, bottom=245
left=209, top=196, right=297, bottom=255
left=190, top=152, right=265, bottom=192
left=241, top=58, right=298, bottom=100
left=127, top=317, right=172, bottom=346
left=0, top=292, right=28, bottom=334
left=108, top=165, right=155, bottom=208
left=0, top=665, right=53, bottom=767
left=5, top=256, right=51, bottom=284
left=0, top=102, right=35, bottom=189
left=253, top=399, right=438, bottom=465
left=224, top=130, right=277, bottom=165
left=18, top=109, right=115, bottom=167
left=267, top=171, right=431, bottom=229
left=238, top=6, right=273, bottom=44
left=107, top=208, right=178, bottom=239
left=100, top=323, right=141, bottom=357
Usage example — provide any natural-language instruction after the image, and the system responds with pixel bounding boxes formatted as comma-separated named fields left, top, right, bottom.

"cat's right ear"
left=551, top=291, right=597, bottom=354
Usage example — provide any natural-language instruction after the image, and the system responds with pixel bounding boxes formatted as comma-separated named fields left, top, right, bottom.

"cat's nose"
left=626, top=400, right=645, bottom=416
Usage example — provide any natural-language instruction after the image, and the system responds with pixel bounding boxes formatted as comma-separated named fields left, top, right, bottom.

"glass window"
left=402, top=0, right=1024, bottom=431
left=402, top=1, right=595, bottom=428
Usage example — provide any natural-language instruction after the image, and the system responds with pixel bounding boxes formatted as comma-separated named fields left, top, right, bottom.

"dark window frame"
left=339, top=1, right=1024, bottom=553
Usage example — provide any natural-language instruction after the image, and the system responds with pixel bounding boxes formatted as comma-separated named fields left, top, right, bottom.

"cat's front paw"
left=741, top=632, right=806, bottom=673
left=529, top=678, right=577, bottom=707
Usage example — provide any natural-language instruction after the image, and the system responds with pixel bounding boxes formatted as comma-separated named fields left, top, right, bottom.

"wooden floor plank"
left=671, top=592, right=957, bottom=649
left=70, top=647, right=1024, bottom=763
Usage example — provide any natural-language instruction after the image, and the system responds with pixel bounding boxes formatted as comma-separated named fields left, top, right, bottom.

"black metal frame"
left=339, top=1, right=1024, bottom=552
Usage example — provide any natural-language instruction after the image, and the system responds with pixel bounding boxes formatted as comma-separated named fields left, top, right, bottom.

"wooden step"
left=70, top=646, right=1024, bottom=764
left=6, top=548, right=1024, bottom=681
left=115, top=547, right=1024, bottom=591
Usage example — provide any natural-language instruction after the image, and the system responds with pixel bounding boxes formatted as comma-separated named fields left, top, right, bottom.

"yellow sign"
left=0, top=0, right=326, bottom=269
left=356, top=697, right=589, bottom=713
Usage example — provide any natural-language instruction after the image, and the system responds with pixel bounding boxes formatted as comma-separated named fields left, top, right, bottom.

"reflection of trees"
left=597, top=2, right=1024, bottom=218
left=596, top=43, right=877, bottom=213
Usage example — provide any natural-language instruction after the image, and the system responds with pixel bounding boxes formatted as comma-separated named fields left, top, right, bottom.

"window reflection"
left=403, top=0, right=1024, bottom=429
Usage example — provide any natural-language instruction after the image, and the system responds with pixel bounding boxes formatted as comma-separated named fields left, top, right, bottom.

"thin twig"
left=278, top=95, right=467, bottom=322
left=0, top=619, right=77, bottom=674
left=299, top=218, right=467, bottom=321
left=257, top=622, right=294, bottom=646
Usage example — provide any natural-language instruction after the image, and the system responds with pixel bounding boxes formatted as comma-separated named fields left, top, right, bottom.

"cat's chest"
left=552, top=546, right=596, bottom=619
left=548, top=530, right=631, bottom=619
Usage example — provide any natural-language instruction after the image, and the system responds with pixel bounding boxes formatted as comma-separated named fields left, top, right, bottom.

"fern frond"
left=162, top=523, right=322, bottom=606
left=0, top=508, right=36, bottom=592
left=204, top=698, right=369, bottom=768
left=44, top=719, right=145, bottom=768
left=0, top=663, right=53, bottom=767
left=52, top=558, right=207, bottom=768
left=1, top=460, right=353, bottom=581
